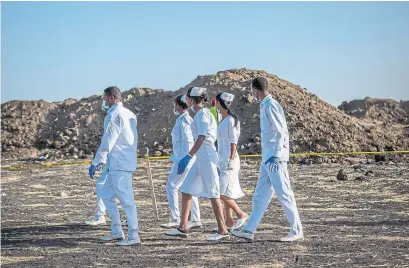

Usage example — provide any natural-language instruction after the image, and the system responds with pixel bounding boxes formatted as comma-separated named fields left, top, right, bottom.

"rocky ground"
left=2, top=159, right=409, bottom=267
left=2, top=69, right=409, bottom=161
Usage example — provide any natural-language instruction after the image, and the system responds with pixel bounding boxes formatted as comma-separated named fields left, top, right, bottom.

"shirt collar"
left=108, top=102, right=123, bottom=112
left=260, top=94, right=272, bottom=107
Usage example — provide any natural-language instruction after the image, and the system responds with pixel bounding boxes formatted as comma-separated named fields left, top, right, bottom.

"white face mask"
left=101, top=100, right=110, bottom=112
left=173, top=105, right=180, bottom=115
left=252, top=87, right=260, bottom=102
left=190, top=105, right=196, bottom=113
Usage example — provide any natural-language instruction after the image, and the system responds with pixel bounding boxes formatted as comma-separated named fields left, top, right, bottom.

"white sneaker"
left=279, top=232, right=304, bottom=242
left=116, top=237, right=141, bottom=246
left=207, top=232, right=230, bottom=241
left=230, top=229, right=254, bottom=242
left=84, top=216, right=106, bottom=226
left=188, top=221, right=202, bottom=229
left=100, top=232, right=125, bottom=241
left=122, top=219, right=127, bottom=225
left=232, top=214, right=249, bottom=230
left=160, top=221, right=180, bottom=229
left=166, top=228, right=188, bottom=238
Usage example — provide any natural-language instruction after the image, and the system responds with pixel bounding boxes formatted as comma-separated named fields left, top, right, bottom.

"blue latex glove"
left=88, top=165, right=97, bottom=179
left=89, top=163, right=104, bottom=179
left=265, top=156, right=279, bottom=172
left=177, top=155, right=192, bottom=175
left=217, top=167, right=221, bottom=177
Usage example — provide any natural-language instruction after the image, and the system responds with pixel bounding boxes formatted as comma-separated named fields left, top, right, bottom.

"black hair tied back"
left=215, top=92, right=239, bottom=127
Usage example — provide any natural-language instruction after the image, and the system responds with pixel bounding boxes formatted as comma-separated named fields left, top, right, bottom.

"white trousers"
left=166, top=162, right=200, bottom=222
left=101, top=170, right=139, bottom=240
left=244, top=162, right=302, bottom=234
left=95, top=168, right=108, bottom=217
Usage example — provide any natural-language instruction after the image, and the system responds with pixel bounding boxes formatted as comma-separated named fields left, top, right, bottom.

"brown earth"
left=339, top=97, right=409, bottom=125
left=1, top=159, right=409, bottom=267
left=2, top=69, right=408, bottom=162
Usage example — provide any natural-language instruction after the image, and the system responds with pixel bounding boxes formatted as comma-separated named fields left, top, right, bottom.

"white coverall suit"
left=92, top=102, right=139, bottom=240
left=180, top=108, right=220, bottom=199
left=95, top=160, right=109, bottom=217
left=167, top=111, right=201, bottom=222
left=244, top=95, right=303, bottom=235
left=217, top=115, right=244, bottom=199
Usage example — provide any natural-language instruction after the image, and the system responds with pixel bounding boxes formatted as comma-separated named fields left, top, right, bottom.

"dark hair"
left=187, top=87, right=208, bottom=104
left=216, top=92, right=239, bottom=127
left=251, top=77, right=269, bottom=91
left=104, top=86, right=122, bottom=100
left=174, top=95, right=188, bottom=110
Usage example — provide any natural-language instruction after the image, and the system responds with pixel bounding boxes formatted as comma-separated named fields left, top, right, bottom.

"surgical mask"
left=173, top=105, right=180, bottom=115
left=190, top=105, right=196, bottom=113
left=101, top=100, right=110, bottom=112
left=216, top=108, right=220, bottom=113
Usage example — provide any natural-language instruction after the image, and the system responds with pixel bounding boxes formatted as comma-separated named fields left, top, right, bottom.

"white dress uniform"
left=166, top=111, right=201, bottom=222
left=217, top=115, right=244, bottom=199
left=92, top=102, right=139, bottom=240
left=180, top=107, right=220, bottom=199
left=244, top=95, right=303, bottom=235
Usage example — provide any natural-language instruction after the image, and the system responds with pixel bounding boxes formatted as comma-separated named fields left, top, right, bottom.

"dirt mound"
left=2, top=68, right=409, bottom=160
left=338, top=97, right=409, bottom=125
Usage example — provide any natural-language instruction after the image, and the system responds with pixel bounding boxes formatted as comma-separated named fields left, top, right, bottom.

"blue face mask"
left=190, top=105, right=196, bottom=113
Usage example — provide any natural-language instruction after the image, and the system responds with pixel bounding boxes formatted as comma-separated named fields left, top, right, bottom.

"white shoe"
left=122, top=219, right=127, bottom=225
left=116, top=237, right=141, bottom=246
left=100, top=232, right=125, bottom=241
left=207, top=232, right=230, bottom=241
left=188, top=221, right=202, bottom=229
left=84, top=216, right=106, bottom=226
left=166, top=228, right=188, bottom=238
left=232, top=214, right=249, bottom=230
left=160, top=221, right=180, bottom=229
left=230, top=229, right=254, bottom=242
left=279, top=232, right=304, bottom=242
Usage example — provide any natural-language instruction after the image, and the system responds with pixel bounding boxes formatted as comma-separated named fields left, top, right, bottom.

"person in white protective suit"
left=84, top=102, right=110, bottom=226
left=214, top=92, right=248, bottom=231
left=166, top=87, right=229, bottom=241
left=88, top=86, right=140, bottom=246
left=231, top=77, right=303, bottom=242
left=85, top=161, right=109, bottom=225
left=160, top=95, right=202, bottom=229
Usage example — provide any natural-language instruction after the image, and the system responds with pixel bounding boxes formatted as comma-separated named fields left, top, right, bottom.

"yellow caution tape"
left=2, top=150, right=408, bottom=170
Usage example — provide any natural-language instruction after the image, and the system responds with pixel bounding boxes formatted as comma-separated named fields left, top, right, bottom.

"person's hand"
left=88, top=165, right=97, bottom=179
left=177, top=155, right=192, bottom=175
left=227, top=159, right=234, bottom=170
left=265, top=156, right=279, bottom=172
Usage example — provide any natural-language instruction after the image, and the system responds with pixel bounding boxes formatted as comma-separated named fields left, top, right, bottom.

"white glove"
left=227, top=159, right=234, bottom=170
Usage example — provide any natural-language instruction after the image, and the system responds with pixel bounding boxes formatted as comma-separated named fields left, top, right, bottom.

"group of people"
left=87, top=76, right=303, bottom=246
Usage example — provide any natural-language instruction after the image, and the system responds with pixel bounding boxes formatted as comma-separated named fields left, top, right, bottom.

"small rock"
left=60, top=191, right=69, bottom=198
left=365, top=170, right=374, bottom=177
left=162, top=149, right=172, bottom=156
left=139, top=147, right=149, bottom=158
left=355, top=176, right=367, bottom=181
left=374, top=154, right=386, bottom=162
left=337, top=169, right=348, bottom=181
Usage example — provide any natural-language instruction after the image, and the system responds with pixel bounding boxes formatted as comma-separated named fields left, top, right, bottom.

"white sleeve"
left=180, top=119, right=193, bottom=154
left=196, top=112, right=210, bottom=137
left=228, top=118, right=239, bottom=145
left=265, top=103, right=285, bottom=157
left=92, top=115, right=122, bottom=166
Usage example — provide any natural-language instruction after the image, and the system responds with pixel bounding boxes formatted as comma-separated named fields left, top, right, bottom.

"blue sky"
left=2, top=1, right=409, bottom=106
